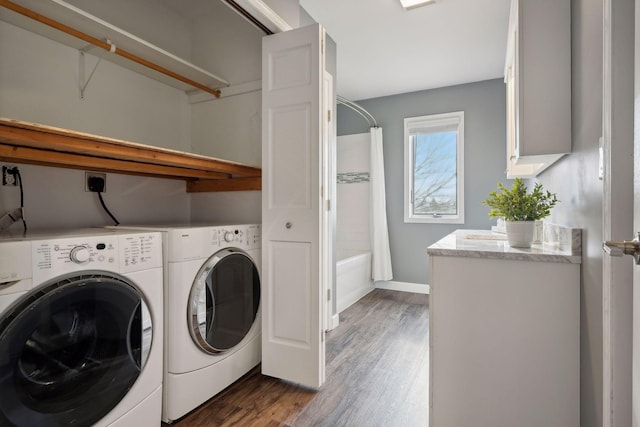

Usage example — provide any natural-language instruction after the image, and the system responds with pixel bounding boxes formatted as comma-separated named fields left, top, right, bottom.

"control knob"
left=224, top=231, right=235, bottom=243
left=70, top=246, right=91, bottom=264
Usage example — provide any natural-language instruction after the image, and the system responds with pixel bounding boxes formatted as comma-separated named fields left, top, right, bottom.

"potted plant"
left=482, top=178, right=559, bottom=248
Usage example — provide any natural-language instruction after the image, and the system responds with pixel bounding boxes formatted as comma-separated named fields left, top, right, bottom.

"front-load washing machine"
left=111, top=223, right=261, bottom=423
left=0, top=229, right=163, bottom=427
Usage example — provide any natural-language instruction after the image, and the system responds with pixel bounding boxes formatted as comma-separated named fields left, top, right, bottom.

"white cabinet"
left=428, top=233, right=580, bottom=427
left=504, top=0, right=571, bottom=178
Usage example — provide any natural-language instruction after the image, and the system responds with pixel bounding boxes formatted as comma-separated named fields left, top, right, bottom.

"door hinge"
left=326, top=200, right=331, bottom=211
left=327, top=110, right=331, bottom=122
left=327, top=288, right=331, bottom=301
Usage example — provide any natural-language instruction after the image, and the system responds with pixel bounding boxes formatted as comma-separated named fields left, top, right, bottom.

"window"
left=404, top=111, right=464, bottom=224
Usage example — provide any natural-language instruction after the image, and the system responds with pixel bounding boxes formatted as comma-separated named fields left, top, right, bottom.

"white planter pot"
left=505, top=221, right=536, bottom=248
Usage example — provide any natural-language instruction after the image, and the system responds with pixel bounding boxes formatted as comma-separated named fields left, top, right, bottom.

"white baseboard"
left=330, top=314, right=339, bottom=330
left=338, top=285, right=375, bottom=313
left=326, top=313, right=339, bottom=332
left=375, top=280, right=430, bottom=294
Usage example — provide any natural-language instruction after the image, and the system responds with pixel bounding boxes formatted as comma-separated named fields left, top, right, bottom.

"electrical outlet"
left=85, top=172, right=106, bottom=192
left=2, top=166, right=17, bottom=186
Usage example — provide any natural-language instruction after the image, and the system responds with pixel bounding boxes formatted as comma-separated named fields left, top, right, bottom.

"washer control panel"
left=32, top=232, right=162, bottom=282
left=69, top=245, right=92, bottom=264
left=33, top=237, right=117, bottom=283
left=119, top=233, right=162, bottom=272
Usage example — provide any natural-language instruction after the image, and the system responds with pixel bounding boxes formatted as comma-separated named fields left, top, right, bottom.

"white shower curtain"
left=370, top=127, right=393, bottom=282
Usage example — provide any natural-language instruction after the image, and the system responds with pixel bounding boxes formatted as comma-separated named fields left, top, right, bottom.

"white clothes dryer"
left=0, top=229, right=163, bottom=427
left=112, top=224, right=261, bottom=423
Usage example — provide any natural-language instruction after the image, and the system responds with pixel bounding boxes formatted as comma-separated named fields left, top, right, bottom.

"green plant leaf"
left=481, top=178, right=558, bottom=221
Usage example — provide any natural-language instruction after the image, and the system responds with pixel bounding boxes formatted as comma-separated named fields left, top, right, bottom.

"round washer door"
left=188, top=248, right=260, bottom=354
left=0, top=272, right=153, bottom=427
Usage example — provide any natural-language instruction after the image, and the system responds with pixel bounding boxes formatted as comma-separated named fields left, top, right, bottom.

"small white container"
left=505, top=220, right=535, bottom=248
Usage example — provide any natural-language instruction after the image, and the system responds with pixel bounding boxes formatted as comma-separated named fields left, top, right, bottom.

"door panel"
left=262, top=23, right=326, bottom=388
left=269, top=46, right=312, bottom=89
left=270, top=241, right=312, bottom=346
left=268, top=103, right=312, bottom=209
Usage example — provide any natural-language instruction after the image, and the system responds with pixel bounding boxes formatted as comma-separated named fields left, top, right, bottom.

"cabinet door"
left=504, top=0, right=571, bottom=178
left=506, top=50, right=539, bottom=178
left=430, top=256, right=579, bottom=427
left=261, top=23, right=326, bottom=388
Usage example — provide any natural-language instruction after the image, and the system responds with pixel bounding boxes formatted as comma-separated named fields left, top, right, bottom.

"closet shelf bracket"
left=79, top=45, right=104, bottom=99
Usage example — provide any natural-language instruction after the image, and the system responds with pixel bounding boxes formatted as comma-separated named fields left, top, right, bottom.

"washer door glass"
left=189, top=249, right=260, bottom=354
left=0, top=273, right=152, bottom=427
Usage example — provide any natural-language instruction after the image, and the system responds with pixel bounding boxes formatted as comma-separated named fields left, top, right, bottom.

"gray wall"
left=0, top=164, right=191, bottom=229
left=534, top=0, right=608, bottom=425
left=190, top=0, right=264, bottom=167
left=338, top=78, right=507, bottom=285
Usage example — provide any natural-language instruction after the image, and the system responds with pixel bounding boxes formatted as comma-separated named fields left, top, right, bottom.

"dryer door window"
left=0, top=273, right=152, bottom=427
left=189, top=249, right=260, bottom=354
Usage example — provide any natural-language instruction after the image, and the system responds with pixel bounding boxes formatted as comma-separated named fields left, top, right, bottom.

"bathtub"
left=336, top=250, right=374, bottom=313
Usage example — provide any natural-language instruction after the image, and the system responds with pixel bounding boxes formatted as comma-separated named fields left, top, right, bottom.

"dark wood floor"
left=170, top=289, right=429, bottom=426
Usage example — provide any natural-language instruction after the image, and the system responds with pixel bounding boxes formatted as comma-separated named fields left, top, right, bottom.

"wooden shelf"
left=0, top=0, right=229, bottom=97
left=0, top=118, right=261, bottom=192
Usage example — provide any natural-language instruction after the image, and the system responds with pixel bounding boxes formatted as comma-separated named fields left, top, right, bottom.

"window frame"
left=403, top=111, right=465, bottom=224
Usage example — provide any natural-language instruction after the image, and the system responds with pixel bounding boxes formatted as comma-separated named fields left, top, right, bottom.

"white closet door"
left=261, top=23, right=326, bottom=388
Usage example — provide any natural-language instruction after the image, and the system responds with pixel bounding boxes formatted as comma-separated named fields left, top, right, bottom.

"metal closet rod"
left=0, top=0, right=222, bottom=98
left=337, top=95, right=378, bottom=128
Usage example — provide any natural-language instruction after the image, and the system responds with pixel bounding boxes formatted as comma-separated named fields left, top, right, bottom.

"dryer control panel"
left=216, top=224, right=261, bottom=249
left=246, top=224, right=261, bottom=249
left=166, top=224, right=261, bottom=262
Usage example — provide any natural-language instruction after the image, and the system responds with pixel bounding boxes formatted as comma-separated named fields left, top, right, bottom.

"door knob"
left=603, top=232, right=640, bottom=264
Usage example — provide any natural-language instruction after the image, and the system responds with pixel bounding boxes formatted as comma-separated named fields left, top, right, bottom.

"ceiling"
left=300, top=0, right=511, bottom=101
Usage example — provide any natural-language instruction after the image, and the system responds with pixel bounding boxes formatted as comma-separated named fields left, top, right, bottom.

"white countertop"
left=427, top=229, right=582, bottom=264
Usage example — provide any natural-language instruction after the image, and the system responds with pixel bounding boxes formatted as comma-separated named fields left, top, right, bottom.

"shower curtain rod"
left=337, top=95, right=378, bottom=128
